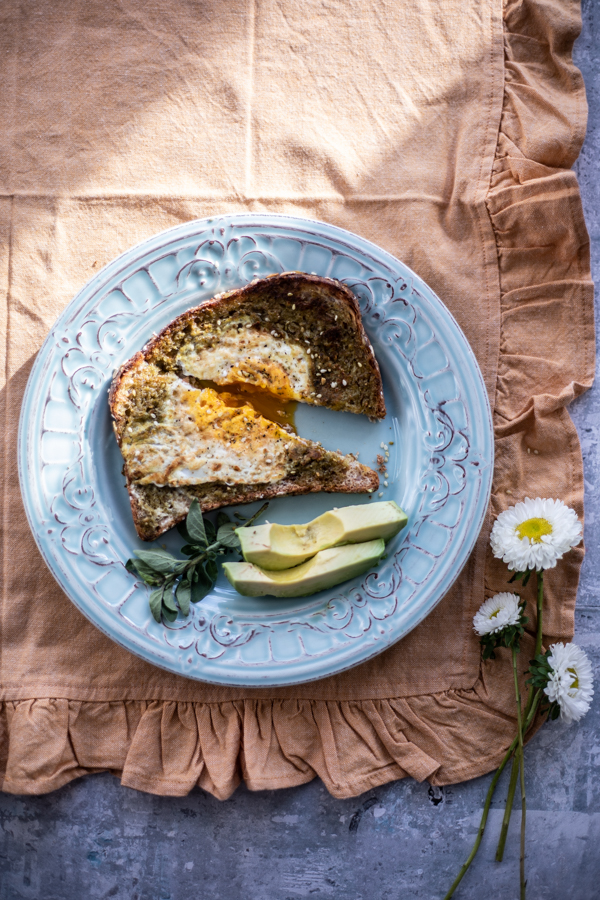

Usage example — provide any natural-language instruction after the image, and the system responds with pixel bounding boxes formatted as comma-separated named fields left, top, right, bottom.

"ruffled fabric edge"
left=483, top=0, right=594, bottom=647
left=1, top=0, right=594, bottom=800
left=0, top=675, right=531, bottom=799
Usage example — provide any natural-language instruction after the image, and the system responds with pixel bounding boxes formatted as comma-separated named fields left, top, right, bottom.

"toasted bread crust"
left=109, top=352, right=145, bottom=449
left=127, top=458, right=379, bottom=541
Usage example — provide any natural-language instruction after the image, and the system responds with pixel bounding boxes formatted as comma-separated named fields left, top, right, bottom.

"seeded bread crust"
left=109, top=273, right=384, bottom=541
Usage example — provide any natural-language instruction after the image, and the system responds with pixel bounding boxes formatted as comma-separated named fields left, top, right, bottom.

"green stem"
left=512, top=647, right=527, bottom=900
left=190, top=541, right=222, bottom=563
left=496, top=569, right=545, bottom=861
left=534, top=569, right=544, bottom=657
left=495, top=751, right=519, bottom=862
left=519, top=745, right=527, bottom=899
left=444, top=693, right=542, bottom=900
left=443, top=742, right=515, bottom=900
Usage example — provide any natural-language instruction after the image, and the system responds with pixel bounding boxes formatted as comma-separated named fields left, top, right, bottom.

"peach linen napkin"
left=0, top=0, right=594, bottom=798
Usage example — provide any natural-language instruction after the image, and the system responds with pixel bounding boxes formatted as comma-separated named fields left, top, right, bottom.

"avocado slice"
left=236, top=501, right=407, bottom=570
left=223, top=538, right=385, bottom=598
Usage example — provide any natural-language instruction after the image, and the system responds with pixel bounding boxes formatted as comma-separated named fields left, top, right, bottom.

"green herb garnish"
left=125, top=501, right=268, bottom=624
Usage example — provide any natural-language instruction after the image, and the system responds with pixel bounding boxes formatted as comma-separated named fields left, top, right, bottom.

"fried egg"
left=118, top=363, right=309, bottom=488
left=176, top=321, right=312, bottom=400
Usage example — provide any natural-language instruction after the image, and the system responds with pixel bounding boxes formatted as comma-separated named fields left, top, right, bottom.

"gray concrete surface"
left=2, top=3, right=600, bottom=898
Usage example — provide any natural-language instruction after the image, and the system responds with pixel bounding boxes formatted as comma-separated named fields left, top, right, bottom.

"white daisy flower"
left=490, top=497, right=582, bottom=571
left=473, top=592, right=522, bottom=636
left=544, top=642, right=594, bottom=724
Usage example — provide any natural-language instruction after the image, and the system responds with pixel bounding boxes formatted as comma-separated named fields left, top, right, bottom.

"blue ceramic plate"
left=19, top=214, right=493, bottom=686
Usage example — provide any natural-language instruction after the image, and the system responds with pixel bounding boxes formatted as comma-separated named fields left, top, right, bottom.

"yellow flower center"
left=567, top=667, right=579, bottom=690
left=490, top=610, right=500, bottom=618
left=516, top=517, right=553, bottom=543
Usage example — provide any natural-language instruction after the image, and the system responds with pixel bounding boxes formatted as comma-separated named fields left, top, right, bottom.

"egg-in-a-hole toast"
left=109, top=273, right=385, bottom=541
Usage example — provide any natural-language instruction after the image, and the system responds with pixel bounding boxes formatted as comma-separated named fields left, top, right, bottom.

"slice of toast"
left=126, top=453, right=379, bottom=543
left=140, top=272, right=386, bottom=419
left=110, top=274, right=383, bottom=541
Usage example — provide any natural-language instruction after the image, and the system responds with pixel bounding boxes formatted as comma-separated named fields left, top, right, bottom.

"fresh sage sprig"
left=125, top=500, right=268, bottom=624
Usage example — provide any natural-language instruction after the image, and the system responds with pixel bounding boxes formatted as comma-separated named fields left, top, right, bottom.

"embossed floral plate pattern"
left=19, top=214, right=493, bottom=686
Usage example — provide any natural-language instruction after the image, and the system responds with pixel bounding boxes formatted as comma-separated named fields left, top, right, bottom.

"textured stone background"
left=1, top=3, right=599, bottom=898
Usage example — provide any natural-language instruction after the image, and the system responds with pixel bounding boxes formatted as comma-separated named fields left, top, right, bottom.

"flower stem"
left=443, top=741, right=515, bottom=900
left=519, top=746, right=526, bottom=899
left=534, top=570, right=544, bottom=656
left=444, top=693, right=542, bottom=900
left=495, top=752, right=519, bottom=862
left=512, top=646, right=527, bottom=900
left=496, top=568, right=545, bottom=862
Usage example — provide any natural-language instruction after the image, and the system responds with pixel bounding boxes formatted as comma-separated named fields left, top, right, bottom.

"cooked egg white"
left=121, top=374, right=305, bottom=488
left=176, top=322, right=312, bottom=400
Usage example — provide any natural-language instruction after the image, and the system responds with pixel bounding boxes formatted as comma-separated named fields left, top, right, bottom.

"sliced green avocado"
left=223, top=538, right=385, bottom=598
left=235, top=501, right=407, bottom=570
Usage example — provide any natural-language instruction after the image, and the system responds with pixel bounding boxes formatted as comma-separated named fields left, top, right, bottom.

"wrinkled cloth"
left=0, top=0, right=593, bottom=797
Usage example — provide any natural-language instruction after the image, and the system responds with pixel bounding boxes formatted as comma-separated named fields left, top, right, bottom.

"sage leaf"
left=162, top=606, right=178, bottom=623
left=205, top=557, right=218, bottom=582
left=186, top=499, right=207, bottom=547
left=217, top=511, right=230, bottom=529
left=135, top=548, right=178, bottom=574
left=194, top=564, right=212, bottom=588
left=149, top=588, right=164, bottom=623
left=162, top=589, right=178, bottom=613
left=217, top=523, right=242, bottom=550
left=125, top=558, right=162, bottom=585
left=191, top=571, right=213, bottom=604
left=179, top=544, right=197, bottom=558
left=176, top=579, right=192, bottom=616
left=204, top=519, right=216, bottom=544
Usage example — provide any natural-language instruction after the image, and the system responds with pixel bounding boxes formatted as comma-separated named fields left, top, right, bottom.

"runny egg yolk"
left=184, top=388, right=292, bottom=443
left=194, top=380, right=297, bottom=431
